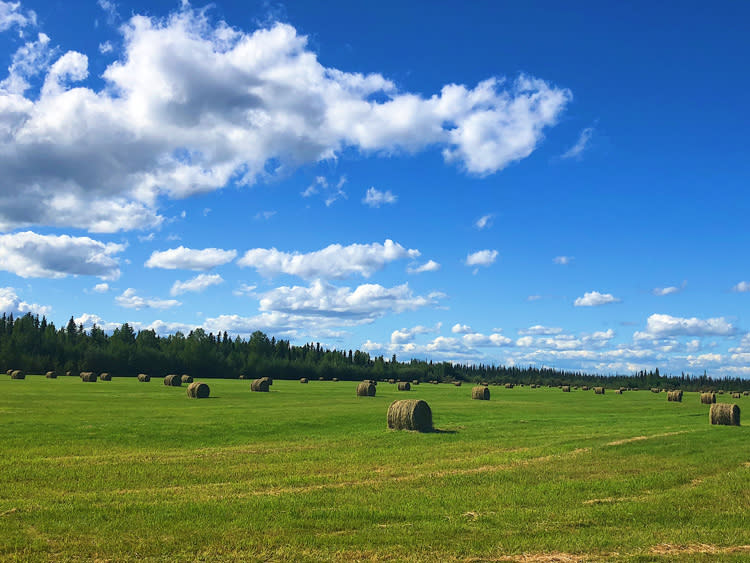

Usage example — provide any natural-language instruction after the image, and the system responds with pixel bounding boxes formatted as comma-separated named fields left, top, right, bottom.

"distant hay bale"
left=398, top=382, right=411, bottom=391
left=332, top=377, right=338, bottom=382
left=453, top=381, right=462, bottom=387
left=614, top=389, right=622, bottom=394
left=710, top=403, right=740, bottom=426
left=80, top=372, right=97, bottom=382
left=718, top=390, right=724, bottom=395
left=251, top=378, right=270, bottom=392
left=594, top=387, right=605, bottom=394
left=66, top=371, right=74, bottom=377
left=238, top=374, right=247, bottom=380
left=364, top=379, right=377, bottom=386
left=137, top=373, right=150, bottom=382
left=6, top=369, right=13, bottom=375
left=504, top=383, right=514, bottom=389
left=619, top=387, right=627, bottom=392
left=164, top=374, right=181, bottom=386
left=45, top=371, right=56, bottom=378
left=319, top=377, right=325, bottom=381
left=10, top=370, right=25, bottom=379
left=667, top=390, right=683, bottom=402
left=181, top=375, right=193, bottom=384
left=732, top=392, right=741, bottom=399
left=743, top=391, right=749, bottom=396
left=387, top=399, right=433, bottom=432
left=700, top=393, right=716, bottom=404
left=471, top=386, right=490, bottom=400
left=432, top=380, right=439, bottom=384
left=562, top=385, right=571, bottom=392
left=651, top=388, right=660, bottom=393
left=99, top=372, right=112, bottom=381
left=581, top=386, right=589, bottom=391
left=388, top=379, right=396, bottom=384
left=300, top=378, right=308, bottom=383
left=186, top=381, right=210, bottom=398
left=356, top=382, right=376, bottom=397
left=412, top=380, right=420, bottom=385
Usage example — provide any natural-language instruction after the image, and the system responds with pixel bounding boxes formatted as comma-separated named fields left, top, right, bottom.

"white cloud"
left=0, top=31, right=53, bottom=94
left=97, top=0, right=119, bottom=25
left=407, top=259, right=440, bottom=274
left=115, top=288, right=181, bottom=310
left=475, top=214, right=493, bottom=230
left=553, top=255, right=573, bottom=265
left=238, top=239, right=419, bottom=280
left=258, top=279, right=443, bottom=321
left=93, top=283, right=110, bottom=293
left=519, top=325, right=563, bottom=335
left=451, top=323, right=472, bottom=334
left=574, top=291, right=620, bottom=307
left=302, top=176, right=347, bottom=206
left=0, top=231, right=124, bottom=280
left=732, top=281, right=750, bottom=293
left=653, top=281, right=686, bottom=296
left=363, top=187, right=397, bottom=207
left=98, top=41, right=114, bottom=54
left=462, top=332, right=513, bottom=347
left=0, top=286, right=50, bottom=316
left=0, top=1, right=36, bottom=32
left=0, top=7, right=569, bottom=233
left=232, top=283, right=257, bottom=297
left=145, top=246, right=237, bottom=270
left=390, top=323, right=440, bottom=345
left=74, top=312, right=120, bottom=332
left=254, top=210, right=276, bottom=220
left=641, top=313, right=736, bottom=337
left=561, top=126, right=593, bottom=160
left=465, top=249, right=498, bottom=267
left=170, top=273, right=223, bottom=296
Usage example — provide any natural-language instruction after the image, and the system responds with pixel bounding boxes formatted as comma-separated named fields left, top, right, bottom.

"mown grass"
left=0, top=377, right=748, bottom=562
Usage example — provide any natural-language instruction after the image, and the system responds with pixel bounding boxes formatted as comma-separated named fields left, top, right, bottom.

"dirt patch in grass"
left=466, top=552, right=598, bottom=562
left=605, top=430, right=689, bottom=446
left=649, top=544, right=750, bottom=556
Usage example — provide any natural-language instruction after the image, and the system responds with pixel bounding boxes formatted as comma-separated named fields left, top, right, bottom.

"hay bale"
left=614, top=389, right=622, bottom=394
left=319, top=377, right=325, bottom=381
left=66, top=370, right=74, bottom=377
left=137, top=373, right=150, bottom=382
left=99, top=372, right=112, bottom=381
left=397, top=381, right=411, bottom=391
left=453, top=381, right=462, bottom=387
left=743, top=391, right=749, bottom=396
left=80, top=371, right=97, bottom=382
left=562, top=385, right=571, bottom=392
left=412, top=380, right=420, bottom=385
left=164, top=374, right=181, bottom=386
left=718, top=390, right=725, bottom=395
left=238, top=374, right=246, bottom=380
left=471, top=386, right=490, bottom=400
left=332, top=377, right=338, bottom=382
left=388, top=379, right=396, bottom=384
left=594, top=387, right=605, bottom=395
left=10, top=370, right=25, bottom=379
left=251, top=378, right=270, bottom=392
left=700, top=392, right=716, bottom=404
left=300, top=378, right=308, bottom=383
left=45, top=371, right=56, bottom=378
left=387, top=399, right=433, bottom=432
left=732, top=392, right=741, bottom=399
left=504, top=383, right=514, bottom=389
left=356, top=382, right=376, bottom=397
left=710, top=403, right=740, bottom=426
left=186, top=381, right=210, bottom=398
left=5, top=369, right=12, bottom=375
left=667, top=390, right=683, bottom=402
left=650, top=388, right=660, bottom=393
left=181, top=374, right=193, bottom=384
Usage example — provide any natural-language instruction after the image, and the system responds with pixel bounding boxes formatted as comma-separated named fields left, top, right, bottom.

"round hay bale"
left=397, top=381, right=411, bottom=391
left=504, top=383, right=514, bottom=389
left=700, top=392, right=716, bottom=404
left=45, top=371, right=57, bottom=378
left=356, top=382, right=376, bottom=397
left=581, top=386, right=589, bottom=391
left=412, top=380, right=420, bottom=385
left=453, top=381, right=462, bottom=387
left=238, top=374, right=247, bottom=380
left=388, top=379, right=396, bottom=384
left=10, top=369, right=25, bottom=379
left=66, top=370, right=74, bottom=377
left=319, top=377, right=325, bottom=381
left=387, top=399, right=433, bottom=432
left=300, top=378, right=308, bottom=384
left=186, top=381, right=210, bottom=398
left=562, top=385, right=571, bottom=392
left=80, top=371, right=97, bottom=382
left=137, top=373, right=150, bottom=382
left=99, top=372, right=112, bottom=381
left=250, top=378, right=270, bottom=392
left=614, top=389, right=622, bottom=395
left=718, top=390, right=725, bottom=395
left=732, top=392, right=741, bottom=399
left=743, top=391, right=749, bottom=396
left=164, top=374, right=181, bottom=386
left=471, top=386, right=490, bottom=400
left=5, top=369, right=12, bottom=375
left=667, top=390, right=683, bottom=402
left=710, top=403, right=740, bottom=426
left=332, top=377, right=338, bottom=382
left=181, top=374, right=193, bottom=384
left=594, top=387, right=605, bottom=395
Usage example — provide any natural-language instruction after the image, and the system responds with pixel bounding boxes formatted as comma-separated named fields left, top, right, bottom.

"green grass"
left=1, top=377, right=748, bottom=562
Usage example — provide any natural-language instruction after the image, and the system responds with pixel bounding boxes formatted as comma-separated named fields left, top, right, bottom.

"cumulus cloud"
left=462, top=332, right=513, bottom=347
left=465, top=249, right=498, bottom=267
left=0, top=286, right=50, bottom=316
left=390, top=323, right=441, bottom=345
left=407, top=259, right=440, bottom=274
left=0, top=0, right=36, bottom=32
left=258, top=279, right=443, bottom=321
left=363, top=187, right=397, bottom=207
left=145, top=246, right=237, bottom=270
left=0, top=231, right=124, bottom=280
left=732, top=281, right=750, bottom=293
left=639, top=313, right=736, bottom=338
left=170, top=273, right=223, bottom=295
left=475, top=214, right=493, bottom=230
left=451, top=323, right=472, bottom=334
left=519, top=325, right=563, bottom=336
left=238, top=239, right=419, bottom=280
left=561, top=126, right=593, bottom=160
left=573, top=291, right=620, bottom=307
left=0, top=7, right=570, bottom=233
left=115, top=288, right=181, bottom=310
left=93, top=282, right=110, bottom=293
left=553, top=255, right=573, bottom=265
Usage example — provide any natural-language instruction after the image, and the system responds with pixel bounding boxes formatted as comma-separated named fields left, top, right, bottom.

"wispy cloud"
left=475, top=214, right=493, bottom=230
left=363, top=187, right=397, bottom=207
left=561, top=126, right=594, bottom=160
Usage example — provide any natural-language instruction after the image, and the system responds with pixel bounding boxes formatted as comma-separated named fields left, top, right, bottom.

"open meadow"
left=1, top=376, right=748, bottom=562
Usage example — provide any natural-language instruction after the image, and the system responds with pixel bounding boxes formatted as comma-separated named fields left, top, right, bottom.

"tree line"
left=1, top=312, right=748, bottom=391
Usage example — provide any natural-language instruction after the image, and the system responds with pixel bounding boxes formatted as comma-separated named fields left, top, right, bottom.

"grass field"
left=1, top=377, right=748, bottom=562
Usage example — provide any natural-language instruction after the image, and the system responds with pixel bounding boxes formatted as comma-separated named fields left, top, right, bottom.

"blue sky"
left=1, top=0, right=749, bottom=377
